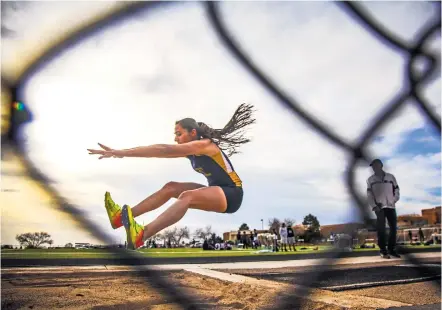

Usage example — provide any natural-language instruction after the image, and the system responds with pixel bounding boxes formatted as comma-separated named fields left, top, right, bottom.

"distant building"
left=397, top=214, right=428, bottom=228
left=223, top=229, right=267, bottom=241
left=421, top=206, right=441, bottom=225
left=293, top=224, right=306, bottom=236
left=222, top=207, right=441, bottom=244
left=320, top=223, right=366, bottom=238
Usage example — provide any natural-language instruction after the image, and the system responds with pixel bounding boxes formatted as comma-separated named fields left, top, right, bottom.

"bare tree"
left=161, top=228, right=176, bottom=247
left=194, top=228, right=204, bottom=240
left=205, top=225, right=213, bottom=237
left=155, top=232, right=166, bottom=245
left=268, top=218, right=281, bottom=232
left=16, top=232, right=53, bottom=248
left=194, top=225, right=213, bottom=240
left=174, top=227, right=190, bottom=245
left=153, top=234, right=162, bottom=243
left=284, top=218, right=296, bottom=227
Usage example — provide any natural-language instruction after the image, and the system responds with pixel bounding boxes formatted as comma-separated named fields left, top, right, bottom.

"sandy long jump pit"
left=2, top=267, right=341, bottom=310
left=2, top=255, right=441, bottom=310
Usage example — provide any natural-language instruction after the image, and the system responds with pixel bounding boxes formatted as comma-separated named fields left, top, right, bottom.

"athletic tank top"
left=187, top=150, right=242, bottom=187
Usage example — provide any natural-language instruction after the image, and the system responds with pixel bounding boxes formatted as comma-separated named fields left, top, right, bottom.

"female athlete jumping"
left=87, top=103, right=255, bottom=249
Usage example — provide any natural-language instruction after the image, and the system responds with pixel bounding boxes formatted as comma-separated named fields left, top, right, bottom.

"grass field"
left=1, top=245, right=439, bottom=259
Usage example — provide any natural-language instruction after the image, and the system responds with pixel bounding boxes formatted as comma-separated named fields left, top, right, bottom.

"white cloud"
left=1, top=1, right=440, bottom=244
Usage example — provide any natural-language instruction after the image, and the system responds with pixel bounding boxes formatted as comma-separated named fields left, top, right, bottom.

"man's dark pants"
left=376, top=208, right=397, bottom=253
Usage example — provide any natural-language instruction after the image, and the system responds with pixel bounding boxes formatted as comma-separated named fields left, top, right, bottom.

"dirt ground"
left=2, top=268, right=440, bottom=310
left=217, top=260, right=441, bottom=309
left=348, top=281, right=441, bottom=306
left=1, top=269, right=343, bottom=310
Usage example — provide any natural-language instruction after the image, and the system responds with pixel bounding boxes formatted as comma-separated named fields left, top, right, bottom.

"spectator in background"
left=268, top=231, right=274, bottom=249
left=287, top=224, right=296, bottom=251
left=203, top=239, right=209, bottom=250
left=272, top=228, right=279, bottom=252
left=408, top=230, right=413, bottom=244
left=203, top=239, right=215, bottom=251
left=367, top=158, right=401, bottom=259
left=224, top=241, right=232, bottom=250
left=329, top=232, right=335, bottom=245
left=242, top=231, right=248, bottom=249
left=249, top=230, right=255, bottom=249
left=279, top=223, right=288, bottom=252
left=253, top=229, right=259, bottom=249
left=419, top=228, right=425, bottom=243
left=236, top=231, right=241, bottom=246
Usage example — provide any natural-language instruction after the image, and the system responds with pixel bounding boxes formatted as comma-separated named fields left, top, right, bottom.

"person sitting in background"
left=203, top=239, right=209, bottom=250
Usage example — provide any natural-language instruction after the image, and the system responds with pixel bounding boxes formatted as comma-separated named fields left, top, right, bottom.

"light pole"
left=261, top=219, right=263, bottom=230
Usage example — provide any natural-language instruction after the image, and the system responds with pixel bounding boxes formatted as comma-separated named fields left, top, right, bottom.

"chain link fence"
left=2, top=1, right=440, bottom=309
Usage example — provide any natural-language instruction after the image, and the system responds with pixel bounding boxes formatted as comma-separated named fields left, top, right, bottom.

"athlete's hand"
left=87, top=143, right=124, bottom=159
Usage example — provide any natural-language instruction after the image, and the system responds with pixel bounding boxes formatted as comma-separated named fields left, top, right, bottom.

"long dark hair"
left=176, top=103, right=256, bottom=156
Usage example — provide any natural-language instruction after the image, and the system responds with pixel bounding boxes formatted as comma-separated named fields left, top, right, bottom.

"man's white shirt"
left=366, top=172, right=400, bottom=210
left=279, top=227, right=288, bottom=238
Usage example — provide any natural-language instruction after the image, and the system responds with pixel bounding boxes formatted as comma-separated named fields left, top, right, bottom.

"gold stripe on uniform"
left=210, top=152, right=242, bottom=187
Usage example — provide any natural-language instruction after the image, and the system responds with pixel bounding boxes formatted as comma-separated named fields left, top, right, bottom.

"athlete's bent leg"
left=142, top=186, right=227, bottom=240
left=131, top=182, right=205, bottom=217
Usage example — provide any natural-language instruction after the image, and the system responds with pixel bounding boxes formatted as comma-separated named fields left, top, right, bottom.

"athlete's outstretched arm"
left=87, top=140, right=211, bottom=159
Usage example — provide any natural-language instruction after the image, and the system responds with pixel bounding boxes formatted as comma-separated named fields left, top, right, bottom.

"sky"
left=1, top=1, right=440, bottom=246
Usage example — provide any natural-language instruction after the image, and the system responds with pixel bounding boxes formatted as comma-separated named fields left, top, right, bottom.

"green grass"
left=1, top=247, right=326, bottom=259
left=1, top=245, right=439, bottom=260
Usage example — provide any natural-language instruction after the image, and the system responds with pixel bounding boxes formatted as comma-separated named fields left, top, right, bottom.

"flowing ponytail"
left=176, top=103, right=256, bottom=156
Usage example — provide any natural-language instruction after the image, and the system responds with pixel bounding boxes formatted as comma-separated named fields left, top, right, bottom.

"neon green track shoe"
left=121, top=205, right=145, bottom=250
left=104, top=192, right=123, bottom=229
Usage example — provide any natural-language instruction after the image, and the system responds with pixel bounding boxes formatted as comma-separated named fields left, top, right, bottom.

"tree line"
left=10, top=214, right=321, bottom=248
left=10, top=225, right=223, bottom=249
left=148, top=225, right=224, bottom=247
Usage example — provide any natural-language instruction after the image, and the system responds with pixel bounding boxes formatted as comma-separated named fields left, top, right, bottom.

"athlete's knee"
left=177, top=190, right=194, bottom=204
left=161, top=181, right=181, bottom=198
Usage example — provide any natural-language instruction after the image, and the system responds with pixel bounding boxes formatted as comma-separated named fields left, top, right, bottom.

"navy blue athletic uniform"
left=187, top=149, right=243, bottom=214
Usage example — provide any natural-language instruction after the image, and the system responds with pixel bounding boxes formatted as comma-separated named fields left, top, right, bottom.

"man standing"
left=272, top=229, right=279, bottom=252
left=241, top=231, right=248, bottom=249
left=252, top=229, right=259, bottom=249
left=367, top=159, right=401, bottom=259
left=279, top=223, right=288, bottom=252
left=419, top=227, right=425, bottom=243
left=286, top=224, right=296, bottom=251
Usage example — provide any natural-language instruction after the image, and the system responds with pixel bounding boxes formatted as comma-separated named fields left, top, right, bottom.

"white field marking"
left=322, top=275, right=441, bottom=291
